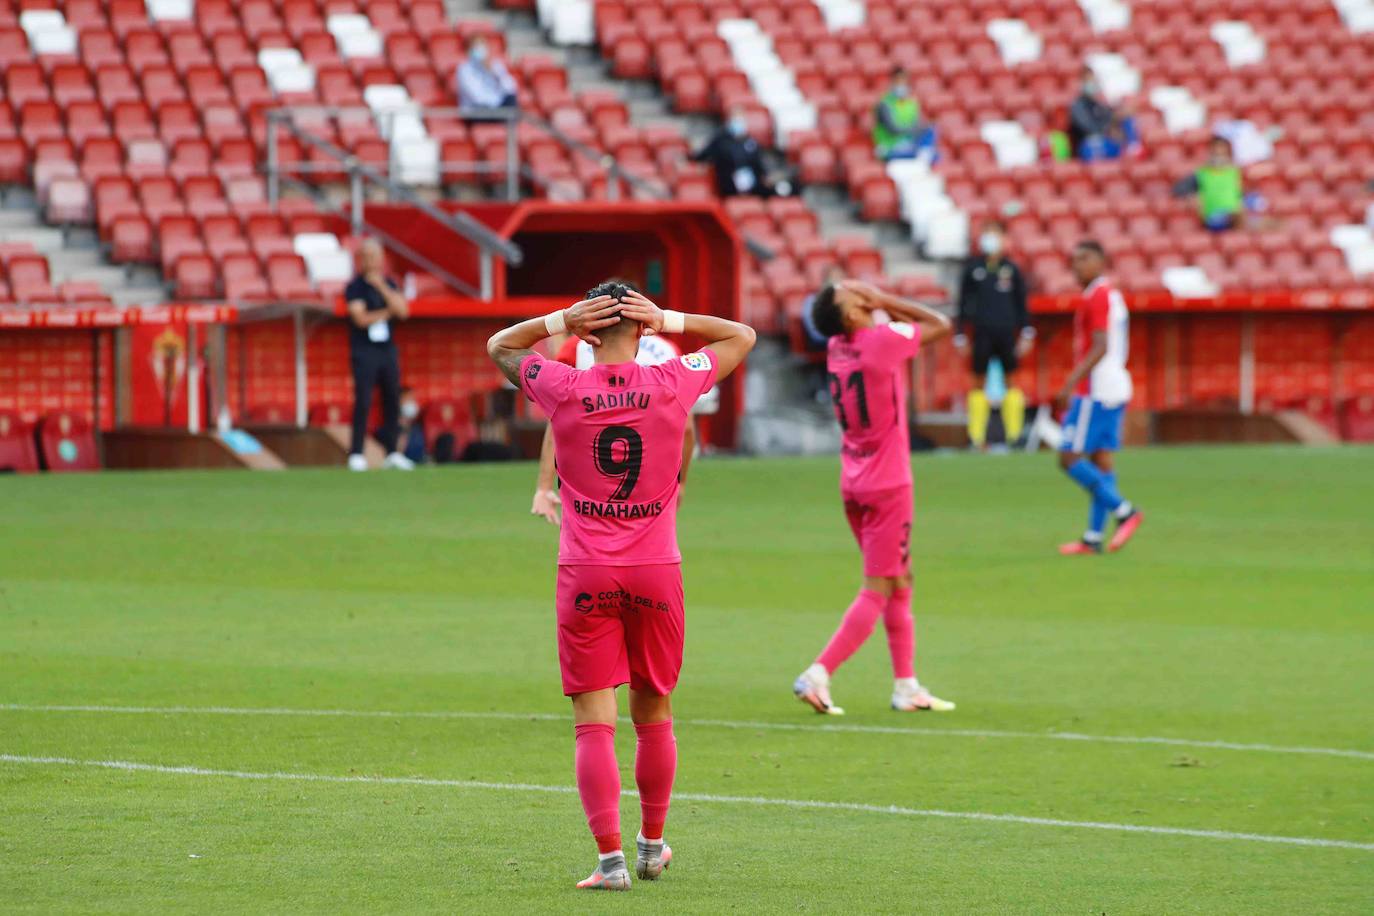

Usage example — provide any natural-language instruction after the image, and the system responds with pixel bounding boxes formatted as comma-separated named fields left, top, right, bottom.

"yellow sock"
left=967, top=389, right=990, bottom=448
left=1003, top=387, right=1026, bottom=442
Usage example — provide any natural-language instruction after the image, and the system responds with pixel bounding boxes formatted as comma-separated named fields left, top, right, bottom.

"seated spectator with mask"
left=457, top=36, right=518, bottom=115
left=396, top=387, right=427, bottom=465
left=873, top=68, right=937, bottom=163
left=1068, top=66, right=1138, bottom=161
left=692, top=108, right=778, bottom=198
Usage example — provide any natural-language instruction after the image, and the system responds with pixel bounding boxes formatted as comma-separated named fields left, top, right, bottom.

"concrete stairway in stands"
left=0, top=191, right=166, bottom=307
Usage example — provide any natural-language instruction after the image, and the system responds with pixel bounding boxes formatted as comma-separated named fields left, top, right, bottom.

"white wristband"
left=544, top=309, right=567, bottom=336
left=661, top=310, right=686, bottom=334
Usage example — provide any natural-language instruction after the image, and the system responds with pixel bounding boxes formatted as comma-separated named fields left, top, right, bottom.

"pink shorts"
left=842, top=486, right=913, bottom=578
left=555, top=564, right=685, bottom=697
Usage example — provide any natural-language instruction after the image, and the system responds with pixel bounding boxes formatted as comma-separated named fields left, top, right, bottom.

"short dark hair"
left=810, top=283, right=845, bottom=339
left=1074, top=239, right=1107, bottom=261
left=891, top=66, right=908, bottom=80
left=586, top=279, right=640, bottom=301
left=585, top=279, right=642, bottom=337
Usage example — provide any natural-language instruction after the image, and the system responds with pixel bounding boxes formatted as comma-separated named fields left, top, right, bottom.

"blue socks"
left=1086, top=470, right=1117, bottom=540
left=1065, top=460, right=1129, bottom=542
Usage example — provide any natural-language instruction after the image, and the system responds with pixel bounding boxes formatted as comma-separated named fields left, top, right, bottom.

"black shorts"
left=971, top=327, right=1019, bottom=375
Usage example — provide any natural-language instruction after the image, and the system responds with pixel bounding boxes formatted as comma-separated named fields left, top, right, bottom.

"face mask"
left=728, top=117, right=748, bottom=137
left=471, top=45, right=487, bottom=63
left=892, top=85, right=909, bottom=98
left=1083, top=79, right=1098, bottom=95
left=980, top=233, right=1003, bottom=256
left=401, top=402, right=419, bottom=420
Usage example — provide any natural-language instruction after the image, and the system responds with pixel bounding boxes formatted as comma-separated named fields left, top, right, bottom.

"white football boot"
left=891, top=678, right=956, bottom=712
left=793, top=663, right=844, bottom=715
left=635, top=834, right=673, bottom=880
left=576, top=853, right=631, bottom=891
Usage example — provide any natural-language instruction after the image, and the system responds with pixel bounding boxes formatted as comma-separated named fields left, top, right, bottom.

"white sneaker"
left=383, top=452, right=415, bottom=470
left=347, top=453, right=368, bottom=472
left=891, top=678, right=956, bottom=712
left=793, top=663, right=844, bottom=715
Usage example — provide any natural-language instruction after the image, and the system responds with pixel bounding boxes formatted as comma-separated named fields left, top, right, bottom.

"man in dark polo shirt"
left=956, top=220, right=1033, bottom=449
left=344, top=238, right=414, bottom=471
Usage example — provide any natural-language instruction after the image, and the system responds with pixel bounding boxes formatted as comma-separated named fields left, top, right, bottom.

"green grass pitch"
left=2, top=445, right=1371, bottom=913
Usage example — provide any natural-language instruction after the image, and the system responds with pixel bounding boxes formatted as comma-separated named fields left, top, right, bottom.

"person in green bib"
left=872, top=68, right=937, bottom=163
left=1174, top=137, right=1251, bottom=231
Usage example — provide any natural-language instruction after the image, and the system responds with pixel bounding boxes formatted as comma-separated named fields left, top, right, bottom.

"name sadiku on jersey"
left=581, top=391, right=652, bottom=413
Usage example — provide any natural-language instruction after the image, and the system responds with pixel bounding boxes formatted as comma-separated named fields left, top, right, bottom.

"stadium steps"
left=442, top=0, right=507, bottom=29
left=736, top=336, right=843, bottom=455
left=0, top=199, right=165, bottom=307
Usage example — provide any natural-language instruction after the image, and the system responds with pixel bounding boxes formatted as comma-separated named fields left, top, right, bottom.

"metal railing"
left=264, top=105, right=776, bottom=272
left=266, top=108, right=524, bottom=299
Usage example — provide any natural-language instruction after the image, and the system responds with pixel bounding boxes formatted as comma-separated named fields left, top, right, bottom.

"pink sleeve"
left=668, top=350, right=719, bottom=410
left=520, top=353, right=574, bottom=416
left=863, top=321, right=923, bottom=368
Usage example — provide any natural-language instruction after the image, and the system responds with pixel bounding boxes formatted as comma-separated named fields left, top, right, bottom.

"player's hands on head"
left=563, top=295, right=621, bottom=346
left=531, top=488, right=562, bottom=526
left=840, top=280, right=884, bottom=309
left=614, top=290, right=665, bottom=336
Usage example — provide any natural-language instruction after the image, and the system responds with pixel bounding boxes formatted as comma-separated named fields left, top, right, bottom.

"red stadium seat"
left=110, top=214, right=154, bottom=264
left=0, top=138, right=29, bottom=184
left=173, top=252, right=216, bottom=298
left=222, top=252, right=271, bottom=302
left=6, top=253, right=56, bottom=302
left=266, top=253, right=315, bottom=300
left=37, top=412, right=100, bottom=472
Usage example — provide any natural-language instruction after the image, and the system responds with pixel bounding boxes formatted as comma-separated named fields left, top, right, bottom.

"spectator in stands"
left=345, top=239, right=414, bottom=472
left=1068, top=67, right=1138, bottom=161
left=457, top=36, right=518, bottom=115
left=1173, top=136, right=1261, bottom=231
left=956, top=221, right=1032, bottom=449
left=692, top=108, right=776, bottom=198
left=872, top=68, right=937, bottom=163
left=397, top=386, right=427, bottom=464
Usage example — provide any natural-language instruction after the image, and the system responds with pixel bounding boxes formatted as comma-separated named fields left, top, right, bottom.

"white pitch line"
left=3, top=703, right=1372, bottom=762
left=1, top=753, right=1370, bottom=853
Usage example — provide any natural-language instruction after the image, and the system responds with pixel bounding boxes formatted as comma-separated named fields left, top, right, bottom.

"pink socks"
left=883, top=587, right=915, bottom=679
left=633, top=719, right=677, bottom=840
left=816, top=588, right=886, bottom=674
left=573, top=722, right=621, bottom=853
left=575, top=719, right=679, bottom=850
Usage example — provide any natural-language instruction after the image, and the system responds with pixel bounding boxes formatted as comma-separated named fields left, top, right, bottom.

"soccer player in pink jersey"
left=1053, top=240, right=1144, bottom=555
left=487, top=282, right=756, bottom=891
left=792, top=280, right=957, bottom=716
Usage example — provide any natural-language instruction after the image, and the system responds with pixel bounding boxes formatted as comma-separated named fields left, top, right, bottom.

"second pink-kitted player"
left=792, top=280, right=957, bottom=716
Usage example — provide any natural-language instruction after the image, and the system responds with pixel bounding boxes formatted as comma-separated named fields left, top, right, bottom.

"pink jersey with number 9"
left=520, top=349, right=719, bottom=565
